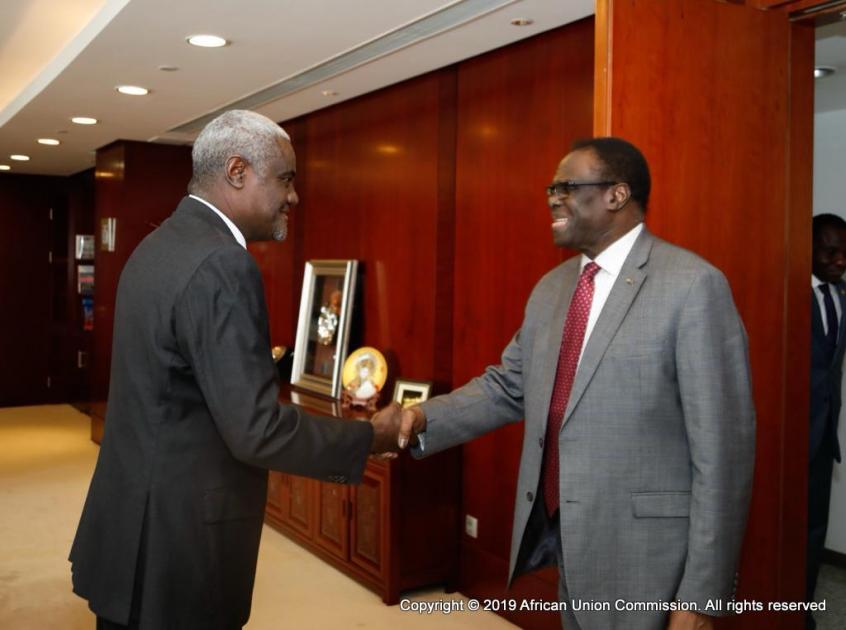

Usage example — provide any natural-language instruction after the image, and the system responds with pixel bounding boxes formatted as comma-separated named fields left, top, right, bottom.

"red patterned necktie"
left=543, top=261, right=601, bottom=516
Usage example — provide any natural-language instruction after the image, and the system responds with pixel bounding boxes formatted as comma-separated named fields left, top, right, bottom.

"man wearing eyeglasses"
left=380, top=137, right=755, bottom=629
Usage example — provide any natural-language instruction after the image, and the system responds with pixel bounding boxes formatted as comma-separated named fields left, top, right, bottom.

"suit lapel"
left=534, top=260, right=581, bottom=428
left=562, top=229, right=653, bottom=424
left=836, top=282, right=846, bottom=349
left=811, top=291, right=826, bottom=354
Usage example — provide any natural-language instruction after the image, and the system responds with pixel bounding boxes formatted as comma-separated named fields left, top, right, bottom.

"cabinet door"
left=350, top=466, right=389, bottom=579
left=315, top=482, right=349, bottom=560
left=286, top=475, right=316, bottom=538
left=266, top=471, right=286, bottom=520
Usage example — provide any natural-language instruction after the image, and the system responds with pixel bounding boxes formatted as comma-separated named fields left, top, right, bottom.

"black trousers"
left=806, top=447, right=835, bottom=630
left=96, top=618, right=136, bottom=630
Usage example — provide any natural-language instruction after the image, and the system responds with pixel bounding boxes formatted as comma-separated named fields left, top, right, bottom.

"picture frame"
left=100, top=217, right=116, bottom=252
left=291, top=259, right=358, bottom=398
left=392, top=379, right=433, bottom=409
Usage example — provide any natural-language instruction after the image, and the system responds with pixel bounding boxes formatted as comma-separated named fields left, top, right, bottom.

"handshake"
left=368, top=402, right=428, bottom=455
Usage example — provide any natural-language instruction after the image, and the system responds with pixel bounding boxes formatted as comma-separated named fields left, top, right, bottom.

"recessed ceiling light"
left=10, top=154, right=30, bottom=161
left=116, top=85, right=149, bottom=96
left=321, top=89, right=338, bottom=97
left=71, top=117, right=98, bottom=125
left=510, top=18, right=534, bottom=26
left=0, top=165, right=10, bottom=171
left=38, top=138, right=61, bottom=146
left=815, top=66, right=836, bottom=79
left=187, top=34, right=228, bottom=48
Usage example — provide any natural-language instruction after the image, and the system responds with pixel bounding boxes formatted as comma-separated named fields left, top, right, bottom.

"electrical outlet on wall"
left=465, top=514, right=478, bottom=538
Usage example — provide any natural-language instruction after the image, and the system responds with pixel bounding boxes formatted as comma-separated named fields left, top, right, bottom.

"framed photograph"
left=100, top=217, right=116, bottom=252
left=75, top=234, right=95, bottom=260
left=392, top=379, right=433, bottom=409
left=291, top=259, right=358, bottom=398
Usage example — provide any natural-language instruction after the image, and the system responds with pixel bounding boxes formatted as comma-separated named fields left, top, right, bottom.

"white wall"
left=813, top=107, right=846, bottom=554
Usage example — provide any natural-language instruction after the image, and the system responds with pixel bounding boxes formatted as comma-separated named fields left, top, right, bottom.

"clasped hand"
left=368, top=402, right=426, bottom=455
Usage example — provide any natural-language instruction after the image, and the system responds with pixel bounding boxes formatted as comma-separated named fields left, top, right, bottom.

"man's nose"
left=288, top=187, right=299, bottom=207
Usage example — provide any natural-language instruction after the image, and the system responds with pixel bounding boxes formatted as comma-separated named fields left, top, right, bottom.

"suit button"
left=527, top=492, right=534, bottom=502
left=538, top=437, right=544, bottom=448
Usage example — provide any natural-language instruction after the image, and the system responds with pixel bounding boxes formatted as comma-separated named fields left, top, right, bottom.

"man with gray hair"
left=69, top=110, right=398, bottom=629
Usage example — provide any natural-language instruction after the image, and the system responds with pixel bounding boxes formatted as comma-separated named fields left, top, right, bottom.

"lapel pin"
left=625, top=277, right=634, bottom=285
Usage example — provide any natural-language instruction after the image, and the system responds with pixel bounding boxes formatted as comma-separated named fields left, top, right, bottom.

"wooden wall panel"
left=596, top=0, right=812, bottom=627
left=91, top=141, right=192, bottom=428
left=0, top=174, right=59, bottom=406
left=0, top=170, right=95, bottom=408
left=783, top=17, right=815, bottom=616
left=289, top=71, right=453, bottom=384
left=62, top=169, right=96, bottom=408
left=452, top=18, right=594, bottom=629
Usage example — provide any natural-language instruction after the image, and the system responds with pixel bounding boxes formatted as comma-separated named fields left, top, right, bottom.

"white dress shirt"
left=577, top=222, right=644, bottom=365
left=812, top=274, right=842, bottom=336
left=417, top=222, right=645, bottom=453
left=189, top=194, right=246, bottom=249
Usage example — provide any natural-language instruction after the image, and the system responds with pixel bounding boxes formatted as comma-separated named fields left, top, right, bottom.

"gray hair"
left=189, top=110, right=290, bottom=192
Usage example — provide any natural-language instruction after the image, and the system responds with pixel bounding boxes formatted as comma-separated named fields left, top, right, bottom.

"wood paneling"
left=291, top=71, right=451, bottom=385
left=783, top=17, right=816, bottom=616
left=0, top=174, right=59, bottom=406
left=596, top=0, right=813, bottom=626
left=350, top=467, right=388, bottom=579
left=91, top=141, right=192, bottom=430
left=450, top=19, right=594, bottom=626
left=265, top=70, right=463, bottom=597
left=58, top=169, right=96, bottom=407
left=315, top=483, right=349, bottom=559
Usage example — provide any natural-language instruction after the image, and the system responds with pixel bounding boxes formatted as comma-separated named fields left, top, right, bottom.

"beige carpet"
left=0, top=405, right=514, bottom=629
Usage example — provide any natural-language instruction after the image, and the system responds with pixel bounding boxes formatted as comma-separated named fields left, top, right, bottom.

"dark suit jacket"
left=811, top=281, right=845, bottom=463
left=69, top=197, right=373, bottom=629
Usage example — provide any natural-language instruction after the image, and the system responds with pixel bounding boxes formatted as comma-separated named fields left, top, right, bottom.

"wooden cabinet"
left=265, top=391, right=460, bottom=604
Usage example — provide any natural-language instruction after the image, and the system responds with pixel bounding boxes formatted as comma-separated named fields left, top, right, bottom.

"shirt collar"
left=580, top=222, right=644, bottom=276
left=189, top=194, right=246, bottom=249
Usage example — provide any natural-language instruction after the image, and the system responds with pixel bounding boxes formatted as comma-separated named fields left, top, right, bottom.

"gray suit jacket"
left=70, top=197, right=373, bottom=629
left=418, top=228, right=755, bottom=629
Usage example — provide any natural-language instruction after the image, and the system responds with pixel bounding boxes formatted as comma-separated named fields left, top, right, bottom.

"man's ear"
left=225, top=155, right=247, bottom=189
left=608, top=182, right=631, bottom=212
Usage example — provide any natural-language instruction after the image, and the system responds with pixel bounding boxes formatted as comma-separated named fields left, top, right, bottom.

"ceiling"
left=0, top=0, right=593, bottom=176
left=3, top=1, right=845, bottom=178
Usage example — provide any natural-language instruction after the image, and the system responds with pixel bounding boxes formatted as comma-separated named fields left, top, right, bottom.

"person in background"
left=807, top=213, right=846, bottom=629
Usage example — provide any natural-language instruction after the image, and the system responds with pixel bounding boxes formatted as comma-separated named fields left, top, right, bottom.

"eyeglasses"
left=545, top=180, right=618, bottom=197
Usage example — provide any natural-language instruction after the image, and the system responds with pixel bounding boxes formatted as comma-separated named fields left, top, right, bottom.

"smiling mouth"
left=552, top=217, right=569, bottom=229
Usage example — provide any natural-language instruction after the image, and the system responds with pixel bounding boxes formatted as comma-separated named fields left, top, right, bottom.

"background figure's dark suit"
left=808, top=281, right=845, bottom=606
left=70, top=197, right=373, bottom=629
